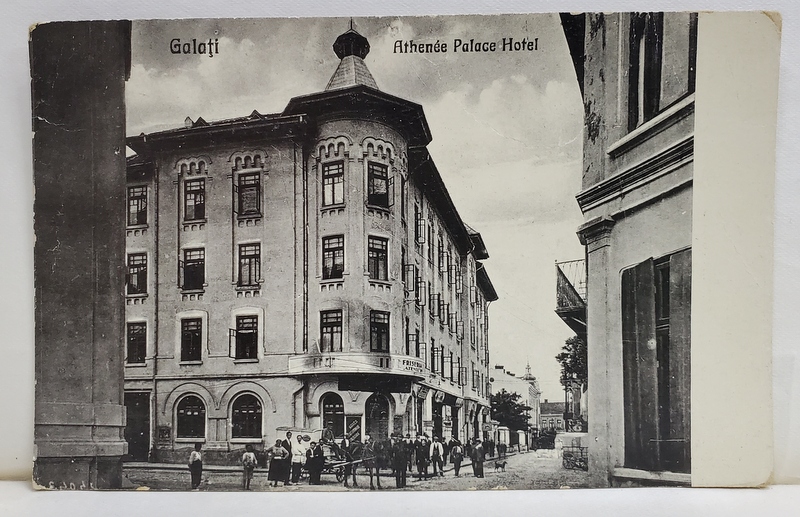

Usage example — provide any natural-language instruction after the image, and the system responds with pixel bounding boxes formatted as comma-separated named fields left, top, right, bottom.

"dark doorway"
left=432, top=401, right=443, bottom=439
left=124, top=392, right=150, bottom=461
left=452, top=407, right=459, bottom=440
left=365, top=393, right=390, bottom=440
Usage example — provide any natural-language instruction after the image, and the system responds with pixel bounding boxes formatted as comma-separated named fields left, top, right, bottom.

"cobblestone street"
left=124, top=450, right=592, bottom=492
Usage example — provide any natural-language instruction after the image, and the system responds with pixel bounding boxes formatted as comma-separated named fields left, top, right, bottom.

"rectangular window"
left=414, top=204, right=425, bottom=244
left=430, top=341, right=439, bottom=374
left=400, top=176, right=407, bottom=222
left=322, top=235, right=345, bottom=280
left=238, top=243, right=261, bottom=287
left=404, top=318, right=412, bottom=355
left=368, top=236, right=388, bottom=281
left=127, top=186, right=147, bottom=226
left=320, top=310, right=343, bottom=352
left=126, top=322, right=146, bottom=364
left=369, top=311, right=390, bottom=352
left=237, top=173, right=261, bottom=217
left=427, top=217, right=435, bottom=263
left=182, top=249, right=205, bottom=291
left=127, top=253, right=147, bottom=295
left=621, top=249, right=691, bottom=474
left=181, top=318, right=202, bottom=362
left=437, top=237, right=445, bottom=274
left=184, top=179, right=205, bottom=221
left=367, top=162, right=389, bottom=208
left=322, top=161, right=344, bottom=206
left=235, top=316, right=258, bottom=360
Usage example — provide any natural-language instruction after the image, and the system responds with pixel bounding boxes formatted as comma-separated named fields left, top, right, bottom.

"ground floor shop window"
left=231, top=394, right=262, bottom=439
left=176, top=395, right=206, bottom=439
left=622, top=248, right=691, bottom=473
left=365, top=393, right=390, bottom=440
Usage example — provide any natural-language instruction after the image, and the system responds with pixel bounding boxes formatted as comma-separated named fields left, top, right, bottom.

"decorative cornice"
left=576, top=134, right=693, bottom=212
left=607, top=94, right=694, bottom=158
left=577, top=216, right=615, bottom=249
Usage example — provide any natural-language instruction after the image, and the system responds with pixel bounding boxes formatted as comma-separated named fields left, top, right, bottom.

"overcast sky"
left=128, top=14, right=585, bottom=402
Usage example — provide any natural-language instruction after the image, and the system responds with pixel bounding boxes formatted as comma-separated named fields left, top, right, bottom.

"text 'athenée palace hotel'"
left=123, top=26, right=498, bottom=463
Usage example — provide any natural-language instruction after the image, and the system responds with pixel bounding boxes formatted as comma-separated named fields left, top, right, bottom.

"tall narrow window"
left=370, top=311, right=390, bottom=352
left=127, top=186, right=147, bottom=226
left=181, top=318, right=202, bottom=362
left=400, top=176, right=407, bottom=222
left=322, top=161, right=344, bottom=206
left=231, top=394, right=262, bottom=439
left=127, top=253, right=147, bottom=295
left=322, top=235, right=344, bottom=280
left=367, top=162, right=389, bottom=208
left=320, top=310, right=343, bottom=352
left=184, top=179, right=206, bottom=221
left=414, top=203, right=425, bottom=244
left=427, top=217, right=435, bottom=263
left=176, top=395, right=206, bottom=438
left=235, top=315, right=258, bottom=360
left=126, top=322, right=146, bottom=364
left=237, top=173, right=261, bottom=217
left=182, top=249, right=205, bottom=290
left=629, top=13, right=664, bottom=130
left=238, top=244, right=261, bottom=287
left=368, top=236, right=388, bottom=281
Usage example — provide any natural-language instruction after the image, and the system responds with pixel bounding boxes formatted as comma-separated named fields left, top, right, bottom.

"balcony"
left=287, top=351, right=426, bottom=380
left=555, top=259, right=586, bottom=337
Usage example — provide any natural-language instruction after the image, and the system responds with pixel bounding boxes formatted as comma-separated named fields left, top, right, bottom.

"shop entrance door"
left=365, top=393, right=390, bottom=440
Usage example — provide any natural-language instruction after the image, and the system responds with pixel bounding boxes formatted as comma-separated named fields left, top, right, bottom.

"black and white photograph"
left=25, top=10, right=778, bottom=497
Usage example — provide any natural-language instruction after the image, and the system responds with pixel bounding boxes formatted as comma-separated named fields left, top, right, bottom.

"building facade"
left=539, top=400, right=566, bottom=432
left=123, top=27, right=497, bottom=463
left=561, top=13, right=694, bottom=486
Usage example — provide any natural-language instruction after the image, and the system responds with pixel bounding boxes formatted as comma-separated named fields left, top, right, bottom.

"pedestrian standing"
left=188, top=442, right=203, bottom=490
left=290, top=434, right=307, bottom=484
left=429, top=437, right=444, bottom=477
left=390, top=435, right=408, bottom=488
left=307, top=441, right=324, bottom=485
left=415, top=435, right=430, bottom=480
left=242, top=444, right=257, bottom=490
left=471, top=438, right=485, bottom=478
left=280, top=431, right=294, bottom=485
left=267, top=439, right=290, bottom=487
left=450, top=440, right=464, bottom=477
left=404, top=434, right=415, bottom=473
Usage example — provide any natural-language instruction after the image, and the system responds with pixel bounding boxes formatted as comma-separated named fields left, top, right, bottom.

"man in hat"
left=429, top=436, right=445, bottom=477
left=470, top=438, right=485, bottom=478
left=390, top=434, right=408, bottom=488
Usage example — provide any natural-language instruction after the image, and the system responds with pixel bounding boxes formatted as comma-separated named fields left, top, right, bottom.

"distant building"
left=539, top=400, right=566, bottom=432
left=491, top=363, right=541, bottom=444
left=123, top=26, right=497, bottom=463
left=561, top=13, right=694, bottom=486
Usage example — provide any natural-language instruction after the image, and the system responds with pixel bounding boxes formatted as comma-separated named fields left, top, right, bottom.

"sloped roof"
left=325, top=55, right=378, bottom=91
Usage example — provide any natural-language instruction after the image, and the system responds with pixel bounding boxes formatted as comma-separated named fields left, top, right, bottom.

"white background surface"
left=1, top=0, right=797, bottom=514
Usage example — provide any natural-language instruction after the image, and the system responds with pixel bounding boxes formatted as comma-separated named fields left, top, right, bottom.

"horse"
left=362, top=440, right=391, bottom=490
left=342, top=439, right=363, bottom=488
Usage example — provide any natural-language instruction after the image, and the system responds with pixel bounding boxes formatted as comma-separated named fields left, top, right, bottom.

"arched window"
left=321, top=393, right=345, bottom=439
left=176, top=395, right=206, bottom=438
left=232, top=394, right=262, bottom=439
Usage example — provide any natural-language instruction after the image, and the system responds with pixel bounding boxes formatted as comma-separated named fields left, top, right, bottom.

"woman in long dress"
left=266, top=439, right=290, bottom=487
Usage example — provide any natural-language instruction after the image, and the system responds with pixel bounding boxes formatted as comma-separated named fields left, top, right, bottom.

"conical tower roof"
left=325, top=26, right=378, bottom=91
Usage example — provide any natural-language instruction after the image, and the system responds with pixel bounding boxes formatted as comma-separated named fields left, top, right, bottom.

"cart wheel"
left=335, top=467, right=344, bottom=482
left=562, top=454, right=575, bottom=470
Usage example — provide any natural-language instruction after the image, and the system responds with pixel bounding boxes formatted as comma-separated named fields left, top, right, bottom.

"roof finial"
left=350, top=17, right=354, bottom=31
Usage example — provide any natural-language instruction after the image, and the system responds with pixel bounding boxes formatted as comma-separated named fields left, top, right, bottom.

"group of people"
left=188, top=422, right=493, bottom=490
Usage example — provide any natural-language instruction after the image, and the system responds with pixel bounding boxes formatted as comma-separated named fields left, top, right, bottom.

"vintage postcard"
left=29, top=12, right=778, bottom=491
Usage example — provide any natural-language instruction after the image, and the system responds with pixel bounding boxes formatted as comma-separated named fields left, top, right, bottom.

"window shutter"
left=621, top=258, right=659, bottom=471
left=456, top=321, right=464, bottom=341
left=668, top=248, right=691, bottom=472
left=232, top=183, right=239, bottom=215
left=387, top=176, right=395, bottom=207
left=178, top=259, right=185, bottom=288
left=229, top=329, right=237, bottom=358
left=404, top=264, right=416, bottom=292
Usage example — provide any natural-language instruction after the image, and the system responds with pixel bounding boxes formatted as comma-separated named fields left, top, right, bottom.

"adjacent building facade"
left=561, top=13, right=694, bottom=486
left=123, top=27, right=497, bottom=463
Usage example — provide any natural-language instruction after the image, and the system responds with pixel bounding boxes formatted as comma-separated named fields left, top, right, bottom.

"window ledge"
left=183, top=218, right=208, bottom=224
left=175, top=438, right=206, bottom=443
left=366, top=204, right=391, bottom=212
left=126, top=293, right=148, bottom=299
left=612, top=467, right=691, bottom=485
left=607, top=94, right=695, bottom=158
left=126, top=224, right=149, bottom=230
left=125, top=362, right=147, bottom=368
left=181, top=288, right=206, bottom=294
left=233, top=358, right=259, bottom=364
left=179, top=360, right=203, bottom=366
left=230, top=438, right=263, bottom=444
left=368, top=279, right=391, bottom=286
left=321, top=203, right=346, bottom=211
left=235, top=284, right=261, bottom=291
left=237, top=214, right=262, bottom=221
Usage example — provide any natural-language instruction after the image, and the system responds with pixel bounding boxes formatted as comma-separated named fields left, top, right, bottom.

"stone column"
left=577, top=216, right=615, bottom=487
left=31, top=21, right=131, bottom=489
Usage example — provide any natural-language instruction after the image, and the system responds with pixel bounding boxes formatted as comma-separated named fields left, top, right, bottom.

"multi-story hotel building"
left=122, top=26, right=497, bottom=463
